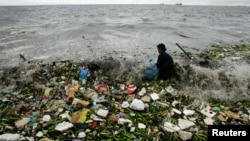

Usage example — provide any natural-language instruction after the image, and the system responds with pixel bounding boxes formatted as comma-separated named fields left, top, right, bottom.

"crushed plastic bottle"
left=79, top=67, right=88, bottom=85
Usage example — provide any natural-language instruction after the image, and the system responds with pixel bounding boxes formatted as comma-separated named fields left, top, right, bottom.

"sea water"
left=0, top=5, right=249, bottom=66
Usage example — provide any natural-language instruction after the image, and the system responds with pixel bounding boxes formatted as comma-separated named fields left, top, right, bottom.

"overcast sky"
left=0, top=0, right=249, bottom=6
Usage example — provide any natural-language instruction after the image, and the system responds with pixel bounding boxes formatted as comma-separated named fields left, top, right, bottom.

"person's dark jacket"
left=156, top=52, right=174, bottom=80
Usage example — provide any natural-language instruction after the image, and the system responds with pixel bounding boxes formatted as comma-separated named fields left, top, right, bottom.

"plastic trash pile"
left=0, top=59, right=250, bottom=141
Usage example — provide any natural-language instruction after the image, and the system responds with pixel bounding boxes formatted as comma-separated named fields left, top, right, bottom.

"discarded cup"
left=125, top=85, right=137, bottom=94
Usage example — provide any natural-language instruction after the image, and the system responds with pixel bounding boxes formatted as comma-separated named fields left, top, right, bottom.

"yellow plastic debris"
left=44, top=88, right=52, bottom=97
left=217, top=115, right=227, bottom=122
left=39, top=138, right=54, bottom=141
left=77, top=100, right=90, bottom=107
left=224, top=111, right=240, bottom=119
left=68, top=86, right=75, bottom=99
left=71, top=109, right=90, bottom=123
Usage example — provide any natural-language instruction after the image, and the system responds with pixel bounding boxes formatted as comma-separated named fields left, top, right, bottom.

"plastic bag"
left=143, top=59, right=158, bottom=80
left=79, top=68, right=88, bottom=81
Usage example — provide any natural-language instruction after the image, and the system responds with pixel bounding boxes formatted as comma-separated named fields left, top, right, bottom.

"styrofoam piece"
left=165, top=86, right=174, bottom=93
left=55, top=121, right=74, bottom=132
left=42, top=115, right=51, bottom=122
left=130, top=99, right=145, bottom=111
left=36, top=131, right=43, bottom=137
left=173, top=108, right=182, bottom=115
left=15, top=118, right=30, bottom=129
left=172, top=100, right=180, bottom=107
left=179, top=131, right=193, bottom=141
left=201, top=107, right=216, bottom=118
left=90, top=114, right=106, bottom=121
left=138, top=123, right=146, bottom=129
left=0, top=133, right=21, bottom=141
left=122, top=101, right=130, bottom=108
left=204, top=117, right=214, bottom=125
left=178, top=119, right=195, bottom=130
left=130, top=127, right=136, bottom=132
left=118, top=118, right=133, bottom=127
left=163, top=122, right=180, bottom=132
left=138, top=87, right=146, bottom=96
left=78, top=132, right=86, bottom=138
left=183, top=109, right=195, bottom=116
left=97, top=109, right=109, bottom=117
left=150, top=93, right=159, bottom=101
left=72, top=98, right=79, bottom=104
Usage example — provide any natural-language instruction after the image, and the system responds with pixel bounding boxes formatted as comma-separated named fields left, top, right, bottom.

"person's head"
left=157, top=43, right=166, bottom=53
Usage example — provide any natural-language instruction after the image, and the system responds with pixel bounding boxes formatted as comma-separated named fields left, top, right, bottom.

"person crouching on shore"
left=156, top=43, right=174, bottom=80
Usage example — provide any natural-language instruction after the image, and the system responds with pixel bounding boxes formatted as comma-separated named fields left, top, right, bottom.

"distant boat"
left=176, top=3, right=183, bottom=5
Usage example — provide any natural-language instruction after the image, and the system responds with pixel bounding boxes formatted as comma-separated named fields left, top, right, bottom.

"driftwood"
left=175, top=43, right=212, bottom=68
left=175, top=43, right=193, bottom=60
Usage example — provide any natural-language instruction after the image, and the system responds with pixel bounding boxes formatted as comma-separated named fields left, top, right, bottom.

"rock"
left=178, top=119, right=195, bottom=130
left=0, top=133, right=21, bottom=141
left=179, top=131, right=193, bottom=141
left=15, top=117, right=30, bottom=129
left=129, top=99, right=145, bottom=111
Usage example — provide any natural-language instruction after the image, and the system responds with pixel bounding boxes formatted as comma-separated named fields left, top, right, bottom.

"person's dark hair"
left=157, top=43, right=167, bottom=52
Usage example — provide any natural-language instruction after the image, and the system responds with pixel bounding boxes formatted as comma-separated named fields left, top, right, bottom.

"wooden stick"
left=175, top=43, right=193, bottom=60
